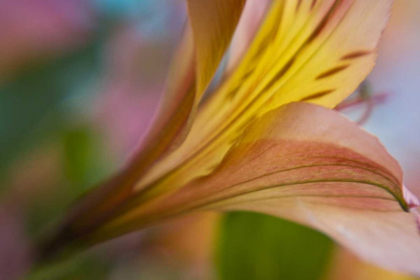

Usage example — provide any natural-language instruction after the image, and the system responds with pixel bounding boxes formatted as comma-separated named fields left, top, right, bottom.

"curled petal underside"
left=94, top=102, right=420, bottom=275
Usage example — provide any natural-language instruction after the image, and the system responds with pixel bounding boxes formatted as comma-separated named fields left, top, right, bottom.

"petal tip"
left=403, top=184, right=420, bottom=209
left=410, top=208, right=420, bottom=234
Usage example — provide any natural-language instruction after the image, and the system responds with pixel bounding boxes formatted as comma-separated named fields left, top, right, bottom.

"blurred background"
left=0, top=0, right=419, bottom=279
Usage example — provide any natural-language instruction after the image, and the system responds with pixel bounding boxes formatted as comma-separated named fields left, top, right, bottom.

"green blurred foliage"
left=24, top=110, right=113, bottom=280
left=0, top=28, right=109, bottom=185
left=26, top=124, right=110, bottom=234
left=0, top=2, right=183, bottom=279
left=216, top=212, right=334, bottom=280
left=29, top=253, right=110, bottom=280
left=0, top=22, right=118, bottom=279
left=62, top=125, right=109, bottom=189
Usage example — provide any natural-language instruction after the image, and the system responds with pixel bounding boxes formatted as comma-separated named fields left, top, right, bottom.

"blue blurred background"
left=0, top=0, right=419, bottom=279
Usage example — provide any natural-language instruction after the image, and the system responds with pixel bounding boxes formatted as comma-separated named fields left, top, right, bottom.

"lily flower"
left=40, top=0, right=420, bottom=275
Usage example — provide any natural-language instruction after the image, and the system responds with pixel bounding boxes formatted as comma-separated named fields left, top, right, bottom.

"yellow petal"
left=195, top=0, right=393, bottom=148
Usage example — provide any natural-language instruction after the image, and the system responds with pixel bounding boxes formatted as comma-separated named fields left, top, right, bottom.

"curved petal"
left=96, top=102, right=419, bottom=275
left=187, top=0, right=246, bottom=97
left=206, top=103, right=420, bottom=274
left=143, top=0, right=247, bottom=161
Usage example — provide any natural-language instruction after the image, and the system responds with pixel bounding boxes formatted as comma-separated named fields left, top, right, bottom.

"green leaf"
left=216, top=212, right=334, bottom=280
